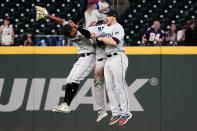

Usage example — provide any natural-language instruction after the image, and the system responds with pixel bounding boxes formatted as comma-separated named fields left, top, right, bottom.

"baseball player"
left=36, top=7, right=111, bottom=123
left=93, top=10, right=132, bottom=125
left=88, top=20, right=109, bottom=122
left=69, top=20, right=109, bottom=122
left=35, top=6, right=96, bottom=113
left=0, top=18, right=15, bottom=46
left=54, top=21, right=96, bottom=113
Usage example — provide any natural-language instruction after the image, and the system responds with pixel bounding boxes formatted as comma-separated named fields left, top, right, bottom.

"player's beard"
left=106, top=21, right=111, bottom=26
left=106, top=17, right=115, bottom=26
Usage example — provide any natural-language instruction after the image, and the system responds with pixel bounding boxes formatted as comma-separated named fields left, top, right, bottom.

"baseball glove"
left=35, top=6, right=48, bottom=21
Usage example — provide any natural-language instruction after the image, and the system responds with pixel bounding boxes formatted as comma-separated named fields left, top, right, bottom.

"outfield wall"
left=0, top=47, right=197, bottom=131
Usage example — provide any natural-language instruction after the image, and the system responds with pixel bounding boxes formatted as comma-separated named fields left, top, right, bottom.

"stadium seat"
left=0, top=0, right=83, bottom=45
left=120, top=0, right=197, bottom=46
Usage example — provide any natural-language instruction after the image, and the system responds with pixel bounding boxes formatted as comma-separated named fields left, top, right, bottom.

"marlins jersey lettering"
left=1, top=25, right=13, bottom=45
left=101, top=23, right=125, bottom=53
left=88, top=24, right=107, bottom=59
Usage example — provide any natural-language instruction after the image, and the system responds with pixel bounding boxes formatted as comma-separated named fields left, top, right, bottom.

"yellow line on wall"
left=0, top=46, right=197, bottom=55
left=160, top=47, right=197, bottom=54
left=125, top=47, right=161, bottom=54
left=0, top=47, right=77, bottom=54
left=33, top=46, right=77, bottom=54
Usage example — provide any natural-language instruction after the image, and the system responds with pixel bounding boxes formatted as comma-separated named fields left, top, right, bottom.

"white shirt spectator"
left=177, top=29, right=185, bottom=42
left=84, top=9, right=102, bottom=28
left=0, top=25, right=14, bottom=46
left=0, top=19, right=14, bottom=46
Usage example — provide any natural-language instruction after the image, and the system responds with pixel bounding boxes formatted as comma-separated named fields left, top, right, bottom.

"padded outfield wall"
left=0, top=47, right=197, bottom=131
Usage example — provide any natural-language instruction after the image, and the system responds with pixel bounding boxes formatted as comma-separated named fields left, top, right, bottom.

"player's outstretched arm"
left=35, top=6, right=64, bottom=25
left=97, top=37, right=118, bottom=46
left=47, top=15, right=64, bottom=25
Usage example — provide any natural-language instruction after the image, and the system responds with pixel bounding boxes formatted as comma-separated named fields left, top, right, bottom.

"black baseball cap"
left=96, top=20, right=106, bottom=25
left=105, top=10, right=117, bottom=17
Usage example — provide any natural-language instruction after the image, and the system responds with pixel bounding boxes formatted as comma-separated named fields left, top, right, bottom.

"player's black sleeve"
left=96, top=37, right=105, bottom=48
left=112, top=37, right=120, bottom=44
left=77, top=26, right=91, bottom=38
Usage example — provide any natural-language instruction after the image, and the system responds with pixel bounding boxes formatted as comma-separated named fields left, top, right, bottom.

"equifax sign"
left=0, top=78, right=152, bottom=112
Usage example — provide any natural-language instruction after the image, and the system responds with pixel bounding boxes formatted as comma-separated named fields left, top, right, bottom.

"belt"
left=106, top=51, right=125, bottom=58
left=80, top=53, right=95, bottom=57
left=97, top=58, right=106, bottom=61
left=107, top=52, right=118, bottom=58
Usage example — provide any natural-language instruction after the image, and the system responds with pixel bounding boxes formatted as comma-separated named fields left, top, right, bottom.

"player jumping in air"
left=92, top=10, right=132, bottom=125
left=35, top=7, right=108, bottom=123
left=35, top=6, right=96, bottom=113
left=87, top=20, right=109, bottom=122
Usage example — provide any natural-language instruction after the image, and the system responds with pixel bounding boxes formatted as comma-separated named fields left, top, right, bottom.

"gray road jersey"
left=63, top=20, right=95, bottom=54
left=88, top=25, right=107, bottom=59
left=101, top=23, right=125, bottom=54
left=70, top=32, right=95, bottom=54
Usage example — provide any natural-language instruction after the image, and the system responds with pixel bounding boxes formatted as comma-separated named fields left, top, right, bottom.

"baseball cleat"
left=109, top=115, right=121, bottom=125
left=96, top=112, right=108, bottom=122
left=53, top=103, right=71, bottom=113
left=117, top=114, right=132, bottom=125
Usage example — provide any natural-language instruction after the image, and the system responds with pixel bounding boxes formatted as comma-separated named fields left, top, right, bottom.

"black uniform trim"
left=77, top=26, right=91, bottom=38
left=96, top=37, right=105, bottom=47
left=112, top=37, right=120, bottom=45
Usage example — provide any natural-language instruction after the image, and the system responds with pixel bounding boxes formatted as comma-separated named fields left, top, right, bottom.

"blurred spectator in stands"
left=96, top=0, right=110, bottom=20
left=56, top=36, right=63, bottom=46
left=165, top=24, right=177, bottom=46
left=0, top=18, right=15, bottom=46
left=96, top=0, right=110, bottom=13
left=37, top=38, right=47, bottom=46
left=177, top=26, right=186, bottom=45
left=24, top=34, right=33, bottom=46
left=84, top=2, right=107, bottom=28
left=185, top=19, right=197, bottom=46
left=142, top=21, right=165, bottom=46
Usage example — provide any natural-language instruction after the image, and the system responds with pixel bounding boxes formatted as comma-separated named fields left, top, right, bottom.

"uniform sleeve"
left=78, top=26, right=91, bottom=38
left=87, top=26, right=97, bottom=33
left=112, top=26, right=125, bottom=44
